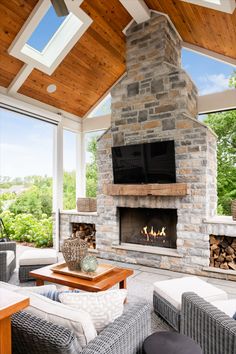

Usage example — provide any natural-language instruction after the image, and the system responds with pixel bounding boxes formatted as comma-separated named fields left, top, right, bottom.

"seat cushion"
left=21, top=290, right=97, bottom=348
left=19, top=249, right=57, bottom=266
left=59, top=289, right=127, bottom=332
left=6, top=250, right=15, bottom=266
left=211, top=299, right=236, bottom=318
left=153, top=276, right=228, bottom=310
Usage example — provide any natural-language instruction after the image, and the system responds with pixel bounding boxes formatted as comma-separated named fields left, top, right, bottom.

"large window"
left=0, top=108, right=54, bottom=247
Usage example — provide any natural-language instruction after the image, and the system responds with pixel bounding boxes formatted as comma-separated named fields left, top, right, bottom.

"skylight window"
left=8, top=0, right=92, bottom=75
left=27, top=6, right=67, bottom=53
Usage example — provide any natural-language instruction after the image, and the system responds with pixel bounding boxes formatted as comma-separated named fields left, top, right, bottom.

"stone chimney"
left=96, top=13, right=218, bottom=274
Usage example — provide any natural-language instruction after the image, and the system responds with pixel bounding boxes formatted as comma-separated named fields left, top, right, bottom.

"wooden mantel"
left=103, top=183, right=188, bottom=197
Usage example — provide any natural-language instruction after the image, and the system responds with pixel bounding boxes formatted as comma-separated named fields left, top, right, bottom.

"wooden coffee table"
left=29, top=262, right=133, bottom=292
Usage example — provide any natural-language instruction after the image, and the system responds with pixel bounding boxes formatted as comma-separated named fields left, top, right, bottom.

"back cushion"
left=22, top=291, right=97, bottom=348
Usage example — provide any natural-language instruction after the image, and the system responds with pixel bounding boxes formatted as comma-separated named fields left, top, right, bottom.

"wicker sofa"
left=181, top=292, right=236, bottom=354
left=0, top=241, right=16, bottom=282
left=11, top=301, right=151, bottom=354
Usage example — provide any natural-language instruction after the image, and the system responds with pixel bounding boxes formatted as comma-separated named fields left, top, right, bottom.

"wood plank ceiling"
left=0, top=0, right=235, bottom=118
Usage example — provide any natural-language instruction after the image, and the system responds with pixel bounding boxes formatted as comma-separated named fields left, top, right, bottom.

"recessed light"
left=47, top=84, right=57, bottom=93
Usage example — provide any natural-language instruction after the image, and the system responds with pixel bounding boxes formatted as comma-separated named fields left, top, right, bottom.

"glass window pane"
left=88, top=94, right=111, bottom=118
left=182, top=48, right=235, bottom=95
left=27, top=6, right=67, bottom=52
left=85, top=130, right=104, bottom=197
left=63, top=130, right=76, bottom=210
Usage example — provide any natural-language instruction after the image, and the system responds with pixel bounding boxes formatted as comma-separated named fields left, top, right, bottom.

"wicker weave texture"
left=0, top=241, right=16, bottom=282
left=181, top=292, right=236, bottom=354
left=11, top=301, right=151, bottom=354
left=153, top=291, right=180, bottom=331
left=19, top=264, right=52, bottom=282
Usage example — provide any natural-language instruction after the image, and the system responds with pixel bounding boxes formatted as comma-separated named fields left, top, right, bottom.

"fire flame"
left=141, top=225, right=166, bottom=241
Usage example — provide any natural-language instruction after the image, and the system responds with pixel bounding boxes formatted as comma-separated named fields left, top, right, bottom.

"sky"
left=0, top=6, right=235, bottom=179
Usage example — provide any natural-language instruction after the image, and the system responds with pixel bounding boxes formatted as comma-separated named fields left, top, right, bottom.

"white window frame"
left=8, top=0, right=92, bottom=75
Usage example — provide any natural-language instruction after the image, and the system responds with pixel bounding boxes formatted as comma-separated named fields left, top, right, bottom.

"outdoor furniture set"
left=1, top=244, right=236, bottom=354
left=153, top=276, right=236, bottom=354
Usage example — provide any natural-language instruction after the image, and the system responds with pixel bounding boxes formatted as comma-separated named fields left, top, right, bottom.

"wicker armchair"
left=12, top=301, right=151, bottom=354
left=181, top=292, right=236, bottom=354
left=0, top=241, right=16, bottom=282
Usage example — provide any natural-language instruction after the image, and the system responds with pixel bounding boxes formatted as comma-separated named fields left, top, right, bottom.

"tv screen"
left=112, top=140, right=176, bottom=184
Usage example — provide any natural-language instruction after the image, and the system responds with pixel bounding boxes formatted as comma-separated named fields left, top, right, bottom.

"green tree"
left=86, top=137, right=98, bottom=197
left=63, top=171, right=76, bottom=210
left=229, top=70, right=236, bottom=88
left=204, top=110, right=236, bottom=215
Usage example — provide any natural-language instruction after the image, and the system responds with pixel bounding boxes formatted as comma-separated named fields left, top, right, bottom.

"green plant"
left=0, top=210, right=53, bottom=247
left=204, top=110, right=236, bottom=215
left=86, top=137, right=98, bottom=197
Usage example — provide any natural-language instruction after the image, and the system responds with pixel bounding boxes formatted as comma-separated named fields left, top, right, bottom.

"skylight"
left=8, top=0, right=92, bottom=75
left=27, top=6, right=67, bottom=53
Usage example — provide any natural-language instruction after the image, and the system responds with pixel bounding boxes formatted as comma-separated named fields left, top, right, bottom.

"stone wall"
left=95, top=13, right=218, bottom=275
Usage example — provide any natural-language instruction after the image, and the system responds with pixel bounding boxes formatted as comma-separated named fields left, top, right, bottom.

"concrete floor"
left=12, top=244, right=236, bottom=303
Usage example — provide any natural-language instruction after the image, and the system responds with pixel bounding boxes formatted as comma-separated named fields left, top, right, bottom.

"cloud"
left=198, top=73, right=230, bottom=95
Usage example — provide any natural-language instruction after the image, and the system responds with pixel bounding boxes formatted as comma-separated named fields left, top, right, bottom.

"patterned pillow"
left=59, top=289, right=127, bottom=332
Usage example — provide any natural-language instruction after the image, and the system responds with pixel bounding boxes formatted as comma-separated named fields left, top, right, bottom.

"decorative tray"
left=51, top=262, right=115, bottom=280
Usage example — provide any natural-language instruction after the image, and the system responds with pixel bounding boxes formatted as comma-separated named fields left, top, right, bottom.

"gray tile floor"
left=12, top=244, right=236, bottom=304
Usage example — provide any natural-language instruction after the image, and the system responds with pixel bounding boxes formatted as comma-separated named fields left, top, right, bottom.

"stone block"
left=162, top=118, right=175, bottom=130
left=151, top=79, right=164, bottom=93
left=127, top=82, right=139, bottom=97
left=138, top=110, right=148, bottom=122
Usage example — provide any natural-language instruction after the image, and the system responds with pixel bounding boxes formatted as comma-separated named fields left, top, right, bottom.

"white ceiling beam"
left=183, top=42, right=236, bottom=67
left=7, top=64, right=33, bottom=94
left=119, top=0, right=150, bottom=24
left=198, top=89, right=236, bottom=114
left=181, top=0, right=235, bottom=14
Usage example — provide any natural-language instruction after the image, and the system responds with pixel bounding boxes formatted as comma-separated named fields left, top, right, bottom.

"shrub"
left=0, top=210, right=53, bottom=247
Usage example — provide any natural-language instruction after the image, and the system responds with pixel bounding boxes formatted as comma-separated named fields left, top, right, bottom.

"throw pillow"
left=21, top=291, right=97, bottom=348
left=59, top=289, right=127, bottom=332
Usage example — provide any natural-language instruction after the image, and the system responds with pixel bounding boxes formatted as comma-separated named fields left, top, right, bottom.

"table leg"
left=119, top=279, right=128, bottom=303
left=0, top=316, right=11, bottom=354
left=36, top=279, right=44, bottom=286
left=119, top=279, right=127, bottom=289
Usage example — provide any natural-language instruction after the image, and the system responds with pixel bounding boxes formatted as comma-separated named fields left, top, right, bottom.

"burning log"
left=141, top=225, right=167, bottom=242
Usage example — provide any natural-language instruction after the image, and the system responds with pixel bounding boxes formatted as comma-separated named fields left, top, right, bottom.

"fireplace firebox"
left=119, top=208, right=177, bottom=249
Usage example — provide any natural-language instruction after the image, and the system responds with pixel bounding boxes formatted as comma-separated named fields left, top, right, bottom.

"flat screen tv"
left=112, top=140, right=176, bottom=184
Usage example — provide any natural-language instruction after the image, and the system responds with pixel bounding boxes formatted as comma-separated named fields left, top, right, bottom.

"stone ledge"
left=112, top=243, right=183, bottom=257
left=203, top=266, right=236, bottom=276
left=203, top=216, right=236, bottom=226
left=59, top=210, right=98, bottom=217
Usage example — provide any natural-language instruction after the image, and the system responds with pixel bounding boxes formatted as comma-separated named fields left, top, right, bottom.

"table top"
left=0, top=289, right=29, bottom=320
left=30, top=262, right=133, bottom=291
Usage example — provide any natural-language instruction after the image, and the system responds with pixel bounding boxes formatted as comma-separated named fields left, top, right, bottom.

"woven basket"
left=62, top=238, right=88, bottom=271
left=232, top=200, right=236, bottom=221
left=77, top=198, right=97, bottom=212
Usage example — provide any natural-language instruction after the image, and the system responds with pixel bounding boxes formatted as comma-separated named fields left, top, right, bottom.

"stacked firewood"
left=210, top=235, right=236, bottom=270
left=71, top=223, right=96, bottom=249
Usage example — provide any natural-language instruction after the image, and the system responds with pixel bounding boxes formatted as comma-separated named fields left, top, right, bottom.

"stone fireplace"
left=95, top=12, right=218, bottom=275
left=55, top=13, right=236, bottom=280
left=56, top=12, right=236, bottom=279
left=119, top=207, right=177, bottom=249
